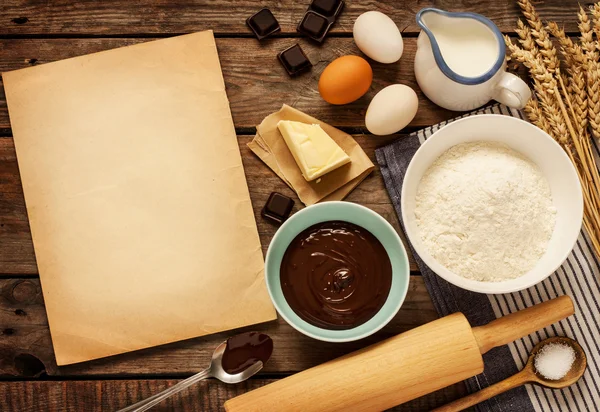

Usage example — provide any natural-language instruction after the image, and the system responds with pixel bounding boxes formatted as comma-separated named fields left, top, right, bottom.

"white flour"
left=415, top=142, right=556, bottom=282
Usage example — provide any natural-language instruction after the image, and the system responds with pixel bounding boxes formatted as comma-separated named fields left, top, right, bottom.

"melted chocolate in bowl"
left=221, top=332, right=273, bottom=375
left=280, top=221, right=393, bottom=330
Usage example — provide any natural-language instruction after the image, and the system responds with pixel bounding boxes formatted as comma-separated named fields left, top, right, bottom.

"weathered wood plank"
left=0, top=133, right=418, bottom=275
left=0, top=135, right=31, bottom=273
left=0, top=37, right=457, bottom=132
left=0, top=379, right=468, bottom=411
left=0, top=0, right=582, bottom=35
left=0, top=276, right=435, bottom=377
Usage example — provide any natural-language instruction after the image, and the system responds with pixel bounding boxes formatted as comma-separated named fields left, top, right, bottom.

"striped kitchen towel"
left=376, top=103, right=600, bottom=412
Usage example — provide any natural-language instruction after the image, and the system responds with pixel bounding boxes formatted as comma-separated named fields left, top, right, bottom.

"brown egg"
left=318, top=56, right=373, bottom=105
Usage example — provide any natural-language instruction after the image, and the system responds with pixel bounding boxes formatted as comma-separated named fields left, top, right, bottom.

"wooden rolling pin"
left=224, top=295, right=574, bottom=412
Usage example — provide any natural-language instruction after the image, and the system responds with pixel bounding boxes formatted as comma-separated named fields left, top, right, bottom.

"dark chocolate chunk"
left=309, top=0, right=344, bottom=18
left=297, top=12, right=329, bottom=42
left=246, top=8, right=281, bottom=40
left=277, top=44, right=312, bottom=76
left=262, top=192, right=295, bottom=224
left=297, top=0, right=343, bottom=42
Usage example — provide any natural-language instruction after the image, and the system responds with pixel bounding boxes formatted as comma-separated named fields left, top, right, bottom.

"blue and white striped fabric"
left=376, top=104, right=600, bottom=412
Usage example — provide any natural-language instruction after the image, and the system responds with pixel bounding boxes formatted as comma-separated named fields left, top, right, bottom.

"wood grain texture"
left=0, top=37, right=456, bottom=132
left=0, top=2, right=561, bottom=407
left=0, top=0, right=583, bottom=35
left=0, top=133, right=418, bottom=275
left=0, top=276, right=435, bottom=377
left=0, top=379, right=468, bottom=411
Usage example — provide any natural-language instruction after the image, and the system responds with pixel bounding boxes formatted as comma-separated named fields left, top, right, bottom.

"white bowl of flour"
left=401, top=115, right=583, bottom=294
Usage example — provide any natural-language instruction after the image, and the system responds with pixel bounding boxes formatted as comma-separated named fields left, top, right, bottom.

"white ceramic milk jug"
left=414, top=8, right=531, bottom=111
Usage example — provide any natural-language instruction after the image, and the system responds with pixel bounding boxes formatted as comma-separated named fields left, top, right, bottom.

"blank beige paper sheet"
left=2, top=31, right=276, bottom=365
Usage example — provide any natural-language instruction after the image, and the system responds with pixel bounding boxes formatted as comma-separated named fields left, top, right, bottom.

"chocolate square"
left=246, top=8, right=281, bottom=40
left=297, top=0, right=343, bottom=42
left=262, top=192, right=295, bottom=224
left=278, top=44, right=312, bottom=76
left=309, top=0, right=344, bottom=18
left=297, top=12, right=330, bottom=42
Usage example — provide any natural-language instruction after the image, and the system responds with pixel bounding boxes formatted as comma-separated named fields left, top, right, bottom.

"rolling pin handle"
left=472, top=295, right=574, bottom=354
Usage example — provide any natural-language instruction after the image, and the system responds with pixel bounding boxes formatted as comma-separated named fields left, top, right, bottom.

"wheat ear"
left=505, top=39, right=568, bottom=143
left=579, top=7, right=600, bottom=139
left=515, top=19, right=540, bottom=57
left=547, top=23, right=588, bottom=134
left=590, top=4, right=600, bottom=51
left=519, top=0, right=575, bottom=128
left=524, top=99, right=551, bottom=134
left=518, top=0, right=560, bottom=71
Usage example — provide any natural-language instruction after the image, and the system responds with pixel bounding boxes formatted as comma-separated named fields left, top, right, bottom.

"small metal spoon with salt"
left=432, top=336, right=587, bottom=412
left=117, top=332, right=273, bottom=412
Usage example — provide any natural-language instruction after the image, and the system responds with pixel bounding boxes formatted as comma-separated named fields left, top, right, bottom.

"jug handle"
left=492, top=72, right=532, bottom=109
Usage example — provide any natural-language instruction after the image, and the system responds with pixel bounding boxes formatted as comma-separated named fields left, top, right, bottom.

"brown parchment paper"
left=249, top=105, right=374, bottom=205
left=2, top=31, right=276, bottom=366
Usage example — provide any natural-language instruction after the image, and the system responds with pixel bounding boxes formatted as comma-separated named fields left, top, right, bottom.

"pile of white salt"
left=534, top=342, right=576, bottom=380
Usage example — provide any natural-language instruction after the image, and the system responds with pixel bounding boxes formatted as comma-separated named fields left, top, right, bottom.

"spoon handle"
left=430, top=370, right=531, bottom=412
left=117, top=368, right=212, bottom=412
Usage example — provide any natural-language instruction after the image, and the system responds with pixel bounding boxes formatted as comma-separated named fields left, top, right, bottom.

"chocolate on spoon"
left=118, top=332, right=273, bottom=412
left=222, top=331, right=273, bottom=375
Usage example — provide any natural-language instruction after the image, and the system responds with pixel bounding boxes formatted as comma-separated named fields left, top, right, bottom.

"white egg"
left=353, top=11, right=404, bottom=64
left=365, top=85, right=418, bottom=135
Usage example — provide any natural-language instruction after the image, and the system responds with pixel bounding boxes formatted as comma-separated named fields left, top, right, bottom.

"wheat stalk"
left=517, top=0, right=574, bottom=106
left=569, top=56, right=600, bottom=213
left=548, top=23, right=589, bottom=134
left=548, top=21, right=576, bottom=64
left=582, top=5, right=600, bottom=140
left=506, top=39, right=570, bottom=143
left=581, top=4, right=600, bottom=240
left=548, top=19, right=600, bottom=210
left=589, top=63, right=600, bottom=139
left=524, top=98, right=551, bottom=134
left=518, top=0, right=560, bottom=71
left=507, top=38, right=579, bottom=154
left=510, top=2, right=600, bottom=258
left=580, top=6, right=598, bottom=60
left=579, top=6, right=600, bottom=204
left=544, top=9, right=600, bottom=211
left=591, top=3, right=600, bottom=41
left=519, top=0, right=576, bottom=128
left=516, top=19, right=540, bottom=57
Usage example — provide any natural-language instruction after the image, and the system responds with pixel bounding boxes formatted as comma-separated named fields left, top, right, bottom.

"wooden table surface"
left=0, top=0, right=583, bottom=410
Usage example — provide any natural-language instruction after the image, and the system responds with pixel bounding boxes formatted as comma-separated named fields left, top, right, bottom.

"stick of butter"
left=277, top=120, right=351, bottom=181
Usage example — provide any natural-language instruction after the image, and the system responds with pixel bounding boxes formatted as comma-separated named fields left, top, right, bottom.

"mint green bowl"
left=265, top=201, right=410, bottom=342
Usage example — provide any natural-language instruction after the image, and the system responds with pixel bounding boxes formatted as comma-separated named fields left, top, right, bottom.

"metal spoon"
left=432, top=337, right=587, bottom=412
left=117, top=338, right=265, bottom=412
